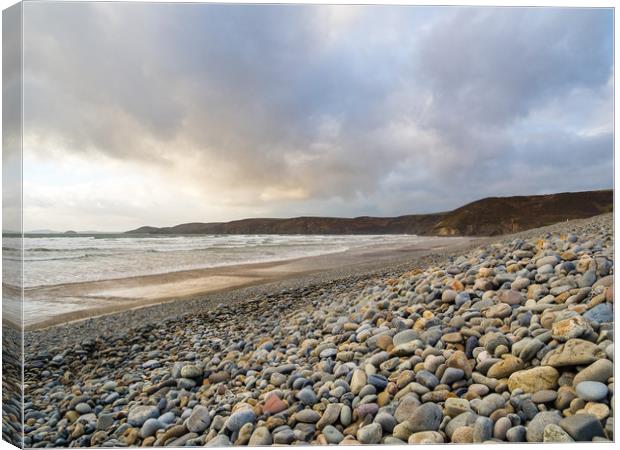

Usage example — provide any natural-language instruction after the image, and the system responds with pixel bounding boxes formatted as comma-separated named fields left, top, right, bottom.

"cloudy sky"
left=20, top=3, right=613, bottom=231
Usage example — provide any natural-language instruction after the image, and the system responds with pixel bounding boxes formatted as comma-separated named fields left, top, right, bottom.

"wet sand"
left=22, top=236, right=477, bottom=330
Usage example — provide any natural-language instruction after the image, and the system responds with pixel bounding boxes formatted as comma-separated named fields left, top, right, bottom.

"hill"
left=126, top=189, right=612, bottom=236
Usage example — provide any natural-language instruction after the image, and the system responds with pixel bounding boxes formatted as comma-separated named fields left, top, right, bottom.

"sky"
left=16, top=3, right=614, bottom=231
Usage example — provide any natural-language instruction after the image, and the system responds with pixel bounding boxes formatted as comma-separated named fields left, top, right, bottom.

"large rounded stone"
left=507, top=366, right=559, bottom=393
left=541, top=339, right=605, bottom=367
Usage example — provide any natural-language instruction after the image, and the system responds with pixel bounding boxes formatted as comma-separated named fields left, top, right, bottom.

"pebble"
left=559, top=414, right=605, bottom=441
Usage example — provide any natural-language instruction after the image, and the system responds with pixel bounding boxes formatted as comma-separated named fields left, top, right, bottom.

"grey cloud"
left=22, top=4, right=613, bottom=221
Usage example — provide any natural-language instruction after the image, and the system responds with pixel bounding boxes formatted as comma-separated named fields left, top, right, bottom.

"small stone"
left=507, top=366, right=559, bottom=393
left=180, top=364, right=202, bottom=379
left=408, top=402, right=443, bottom=432
left=583, top=303, right=613, bottom=324
left=96, top=413, right=114, bottom=431
left=487, top=356, right=523, bottom=379
left=493, top=417, right=511, bottom=440
left=128, top=405, right=159, bottom=427
left=583, top=402, right=610, bottom=420
left=441, top=367, right=464, bottom=385
left=75, top=403, right=91, bottom=414
left=316, top=403, right=341, bottom=429
left=272, top=429, right=295, bottom=445
left=573, top=359, right=613, bottom=385
left=322, top=425, right=344, bottom=444
left=531, top=390, right=558, bottom=403
left=186, top=405, right=211, bottom=433
left=473, top=416, right=493, bottom=443
left=350, top=369, right=367, bottom=395
left=226, top=408, right=256, bottom=431
left=140, top=418, right=164, bottom=438
left=296, top=387, right=317, bottom=405
left=506, top=425, right=526, bottom=442
left=356, top=423, right=382, bottom=444
left=452, top=426, right=474, bottom=443
left=374, top=412, right=396, bottom=433
left=575, top=381, right=608, bottom=402
left=445, top=398, right=471, bottom=417
left=408, top=431, right=444, bottom=444
left=263, top=393, right=287, bottom=415
left=295, top=409, right=321, bottom=423
left=526, top=411, right=562, bottom=442
left=477, top=393, right=505, bottom=417
left=552, top=316, right=592, bottom=342
left=559, top=414, right=605, bottom=441
left=543, top=424, right=574, bottom=442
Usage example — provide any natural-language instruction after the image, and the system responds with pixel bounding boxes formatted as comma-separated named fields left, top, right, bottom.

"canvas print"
left=1, top=1, right=615, bottom=448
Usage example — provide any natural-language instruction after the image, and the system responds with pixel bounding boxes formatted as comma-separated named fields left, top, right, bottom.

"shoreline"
left=23, top=236, right=476, bottom=331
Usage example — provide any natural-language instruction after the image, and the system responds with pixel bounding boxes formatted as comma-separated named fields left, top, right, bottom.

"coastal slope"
left=127, top=189, right=612, bottom=236
left=24, top=213, right=614, bottom=445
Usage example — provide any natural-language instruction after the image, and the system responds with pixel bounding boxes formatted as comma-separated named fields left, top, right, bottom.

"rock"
left=296, top=387, right=317, bottom=405
left=573, top=359, right=613, bottom=385
left=295, top=409, right=321, bottom=423
left=226, top=408, right=256, bottom=431
left=445, top=412, right=478, bottom=439
left=575, top=381, right=608, bottom=402
left=541, top=339, right=605, bottom=367
left=367, top=374, right=388, bottom=390
left=128, top=405, right=159, bottom=427
left=248, top=426, right=272, bottom=446
left=350, top=369, right=367, bottom=395
left=477, top=393, right=505, bottom=416
left=445, top=398, right=471, bottom=417
left=487, top=356, right=523, bottom=379
left=140, top=418, right=164, bottom=438
left=394, top=394, right=420, bottom=423
left=273, top=429, right=295, bottom=445
left=506, top=425, right=526, bottom=442
left=507, top=366, right=559, bottom=393
left=441, top=367, right=464, bottom=385
left=498, top=290, right=524, bottom=305
left=583, top=402, right=610, bottom=420
left=408, top=431, right=444, bottom=444
left=526, top=411, right=562, bottom=442
left=473, top=416, right=493, bottom=443
left=322, top=425, right=344, bottom=444
left=452, top=426, right=474, bottom=443
left=583, top=303, right=613, bottom=324
left=543, top=424, right=574, bottom=442
left=374, top=412, right=396, bottom=433
left=559, top=414, right=605, bottom=441
left=356, top=423, right=382, bottom=444
left=316, top=403, right=341, bottom=429
left=186, top=405, right=211, bottom=433
left=552, top=316, right=592, bottom=341
left=75, top=403, right=91, bottom=414
left=96, top=413, right=114, bottom=431
left=536, top=255, right=559, bottom=268
left=180, top=364, right=202, bottom=379
left=206, top=435, right=231, bottom=447
left=393, top=330, right=419, bottom=346
left=263, top=393, right=287, bottom=415
left=493, top=417, right=511, bottom=440
left=531, top=390, right=558, bottom=403
left=408, top=402, right=443, bottom=432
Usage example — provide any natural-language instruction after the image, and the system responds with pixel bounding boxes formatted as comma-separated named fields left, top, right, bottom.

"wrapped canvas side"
left=2, top=2, right=24, bottom=448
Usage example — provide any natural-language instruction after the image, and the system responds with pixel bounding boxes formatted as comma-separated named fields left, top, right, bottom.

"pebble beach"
left=22, top=214, right=614, bottom=446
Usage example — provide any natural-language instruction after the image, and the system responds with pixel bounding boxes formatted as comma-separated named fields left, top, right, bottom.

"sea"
left=3, top=233, right=428, bottom=288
